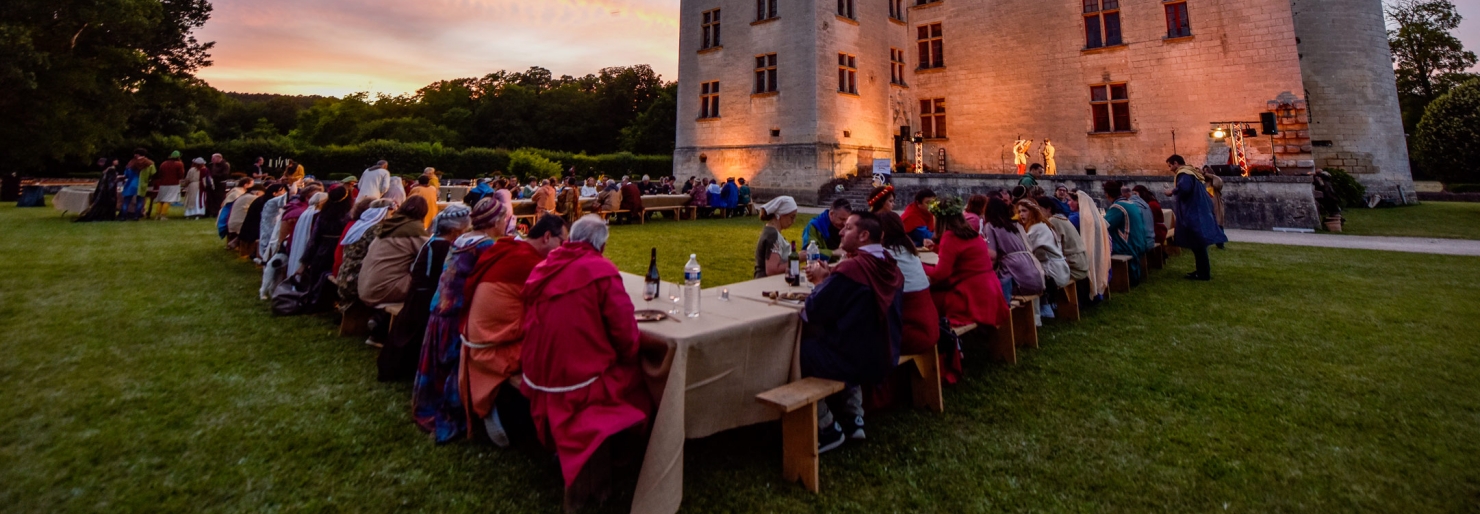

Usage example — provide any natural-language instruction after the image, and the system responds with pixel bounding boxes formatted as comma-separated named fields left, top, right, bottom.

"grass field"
left=1338, top=201, right=1480, bottom=240
left=3, top=201, right=1480, bottom=513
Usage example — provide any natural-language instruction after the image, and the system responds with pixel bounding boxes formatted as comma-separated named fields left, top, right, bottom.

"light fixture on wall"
left=1210, top=127, right=1227, bottom=140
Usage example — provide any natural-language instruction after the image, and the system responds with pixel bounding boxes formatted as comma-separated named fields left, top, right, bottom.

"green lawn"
left=1338, top=201, right=1480, bottom=240
left=3, top=200, right=1480, bottom=512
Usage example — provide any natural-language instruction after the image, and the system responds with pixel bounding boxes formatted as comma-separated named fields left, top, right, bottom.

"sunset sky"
left=196, top=0, right=1479, bottom=98
left=195, top=0, right=681, bottom=97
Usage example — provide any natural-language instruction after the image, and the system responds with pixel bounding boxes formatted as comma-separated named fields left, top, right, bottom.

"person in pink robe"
left=519, top=214, right=652, bottom=507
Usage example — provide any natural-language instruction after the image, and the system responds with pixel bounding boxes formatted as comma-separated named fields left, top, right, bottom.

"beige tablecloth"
left=54, top=186, right=95, bottom=214
left=1163, top=208, right=1177, bottom=241
left=617, top=273, right=803, bottom=514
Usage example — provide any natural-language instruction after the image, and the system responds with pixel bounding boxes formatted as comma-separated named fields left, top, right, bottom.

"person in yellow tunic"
left=409, top=173, right=441, bottom=229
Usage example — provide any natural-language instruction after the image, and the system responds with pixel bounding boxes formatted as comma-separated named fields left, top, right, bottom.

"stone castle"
left=672, top=0, right=1416, bottom=203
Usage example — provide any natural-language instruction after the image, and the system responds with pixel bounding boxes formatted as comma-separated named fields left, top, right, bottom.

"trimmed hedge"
left=110, top=137, right=672, bottom=180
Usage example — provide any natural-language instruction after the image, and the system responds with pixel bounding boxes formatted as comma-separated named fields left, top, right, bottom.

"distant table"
left=54, top=186, right=95, bottom=214
left=617, top=272, right=803, bottom=514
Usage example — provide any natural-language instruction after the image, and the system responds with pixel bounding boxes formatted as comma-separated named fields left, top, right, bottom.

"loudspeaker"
left=1207, top=164, right=1244, bottom=177
left=1260, top=112, right=1279, bottom=135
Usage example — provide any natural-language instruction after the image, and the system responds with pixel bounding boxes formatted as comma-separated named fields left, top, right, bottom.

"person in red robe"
left=925, top=198, right=1010, bottom=330
left=460, top=214, right=568, bottom=446
left=520, top=214, right=652, bottom=509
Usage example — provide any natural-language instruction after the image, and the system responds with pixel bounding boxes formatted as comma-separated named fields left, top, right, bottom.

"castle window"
left=700, top=81, right=720, bottom=119
left=1165, top=1, right=1191, bottom=38
left=1083, top=0, right=1122, bottom=49
left=755, top=0, right=777, bottom=21
left=1090, top=83, right=1131, bottom=133
left=890, top=48, right=907, bottom=85
left=916, top=23, right=944, bottom=69
left=838, top=54, right=858, bottom=94
left=913, top=0, right=941, bottom=6
left=755, top=53, right=778, bottom=94
left=920, top=98, right=946, bottom=138
left=838, top=0, right=855, bottom=19
left=890, top=0, right=906, bottom=21
left=702, top=9, right=722, bottom=49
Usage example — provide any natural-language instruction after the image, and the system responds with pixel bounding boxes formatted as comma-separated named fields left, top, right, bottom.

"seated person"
left=226, top=184, right=263, bottom=245
left=800, top=211, right=902, bottom=452
left=720, top=178, right=740, bottom=217
left=1017, top=199, right=1071, bottom=321
left=925, top=197, right=1010, bottom=329
left=866, top=185, right=895, bottom=214
left=900, top=189, right=937, bottom=249
left=336, top=198, right=395, bottom=308
left=687, top=179, right=709, bottom=215
left=1035, top=196, right=1089, bottom=283
left=409, top=174, right=441, bottom=228
left=1123, top=184, right=1157, bottom=251
left=462, top=214, right=568, bottom=447
left=380, top=204, right=466, bottom=382
left=1103, top=181, right=1148, bottom=284
left=559, top=177, right=583, bottom=224
left=597, top=180, right=622, bottom=213
left=1132, top=185, right=1167, bottom=245
left=520, top=215, right=652, bottom=510
left=982, top=196, right=1046, bottom=298
left=879, top=211, right=938, bottom=356
left=737, top=178, right=752, bottom=214
left=619, top=179, right=644, bottom=223
left=358, top=196, right=431, bottom=306
left=579, top=177, right=599, bottom=198
left=802, top=198, right=851, bottom=257
left=754, top=196, right=799, bottom=278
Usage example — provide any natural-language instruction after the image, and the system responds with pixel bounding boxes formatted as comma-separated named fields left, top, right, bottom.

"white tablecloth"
left=54, top=187, right=95, bottom=214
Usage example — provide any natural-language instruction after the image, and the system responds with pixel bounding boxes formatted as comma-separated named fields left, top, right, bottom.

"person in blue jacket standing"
left=1164, top=155, right=1228, bottom=281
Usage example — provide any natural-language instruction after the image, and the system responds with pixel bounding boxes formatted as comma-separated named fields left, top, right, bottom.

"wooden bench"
left=897, top=345, right=943, bottom=413
left=643, top=205, right=686, bottom=221
left=1138, top=254, right=1150, bottom=280
left=1056, top=280, right=1081, bottom=322
left=1149, top=244, right=1166, bottom=270
left=596, top=209, right=631, bottom=223
left=755, top=377, right=846, bottom=493
left=1110, top=255, right=1132, bottom=293
left=1010, top=295, right=1040, bottom=349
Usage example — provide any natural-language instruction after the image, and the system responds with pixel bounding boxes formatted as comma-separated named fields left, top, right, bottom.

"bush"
left=1414, top=79, right=1480, bottom=187
left=1322, top=168, right=1367, bottom=208
left=1447, top=184, right=1480, bottom=194
left=507, top=149, right=563, bottom=180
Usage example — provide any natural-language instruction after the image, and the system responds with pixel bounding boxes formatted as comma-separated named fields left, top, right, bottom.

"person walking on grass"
left=1164, top=155, right=1227, bottom=281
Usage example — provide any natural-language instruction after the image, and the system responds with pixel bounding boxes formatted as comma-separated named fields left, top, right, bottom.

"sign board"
left=872, top=159, right=893, bottom=176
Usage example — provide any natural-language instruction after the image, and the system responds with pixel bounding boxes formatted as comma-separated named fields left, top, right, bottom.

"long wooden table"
left=615, top=273, right=805, bottom=514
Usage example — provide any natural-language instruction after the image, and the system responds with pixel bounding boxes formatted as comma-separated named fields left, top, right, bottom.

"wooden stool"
left=756, top=377, right=846, bottom=493
left=897, top=345, right=943, bottom=413
left=338, top=301, right=374, bottom=337
left=1149, top=245, right=1166, bottom=269
left=1110, top=256, right=1132, bottom=293
left=1010, top=295, right=1039, bottom=349
left=1056, top=281, right=1081, bottom=322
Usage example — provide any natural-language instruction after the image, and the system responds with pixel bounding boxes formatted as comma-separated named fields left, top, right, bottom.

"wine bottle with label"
left=787, top=241, right=800, bottom=286
left=644, top=248, right=660, bottom=302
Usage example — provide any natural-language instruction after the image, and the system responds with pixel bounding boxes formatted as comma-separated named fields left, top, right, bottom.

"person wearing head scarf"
left=183, top=158, right=211, bottom=218
left=379, top=204, right=471, bottom=382
left=286, top=190, right=326, bottom=278
left=520, top=215, right=653, bottom=501
left=413, top=195, right=503, bottom=442
left=299, top=186, right=356, bottom=301
left=597, top=180, right=622, bottom=214
left=336, top=198, right=395, bottom=307
left=754, top=196, right=798, bottom=278
left=1101, top=180, right=1149, bottom=285
left=1076, top=189, right=1112, bottom=298
left=257, top=184, right=290, bottom=262
left=384, top=175, right=408, bottom=205
left=359, top=196, right=431, bottom=307
left=238, top=184, right=283, bottom=258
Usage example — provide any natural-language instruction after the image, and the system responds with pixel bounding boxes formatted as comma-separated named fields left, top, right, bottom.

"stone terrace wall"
left=884, top=173, right=1320, bottom=231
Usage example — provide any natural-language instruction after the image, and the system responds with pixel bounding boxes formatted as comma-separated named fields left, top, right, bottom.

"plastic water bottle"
left=683, top=254, right=702, bottom=318
left=806, top=240, right=822, bottom=263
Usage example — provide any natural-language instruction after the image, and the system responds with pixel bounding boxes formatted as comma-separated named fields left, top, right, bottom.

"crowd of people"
left=756, top=154, right=1228, bottom=452
left=154, top=150, right=1227, bottom=511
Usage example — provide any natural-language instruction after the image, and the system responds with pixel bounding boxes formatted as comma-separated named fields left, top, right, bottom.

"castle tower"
left=1292, top=0, right=1417, bottom=202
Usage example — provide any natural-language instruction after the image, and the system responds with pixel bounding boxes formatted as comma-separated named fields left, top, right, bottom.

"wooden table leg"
left=781, top=403, right=820, bottom=492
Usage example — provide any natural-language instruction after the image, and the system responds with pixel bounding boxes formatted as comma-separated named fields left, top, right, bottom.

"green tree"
left=1387, top=0, right=1478, bottom=130
left=0, top=0, right=214, bottom=169
left=506, top=148, right=562, bottom=180
left=1412, top=78, right=1480, bottom=186
left=620, top=82, right=678, bottom=154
